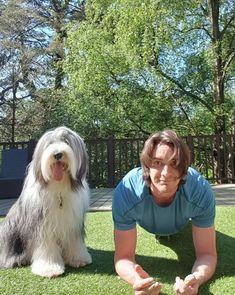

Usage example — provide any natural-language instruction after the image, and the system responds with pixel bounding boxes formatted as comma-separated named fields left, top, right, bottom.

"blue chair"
left=0, top=149, right=28, bottom=199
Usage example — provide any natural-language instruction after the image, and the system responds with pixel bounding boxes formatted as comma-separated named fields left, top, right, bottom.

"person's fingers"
left=134, top=264, right=161, bottom=294
left=175, top=276, right=181, bottom=284
left=184, top=274, right=197, bottom=287
left=149, top=281, right=161, bottom=293
left=133, top=277, right=155, bottom=291
left=135, top=264, right=150, bottom=279
left=174, top=276, right=185, bottom=293
left=174, top=275, right=198, bottom=294
left=134, top=281, right=161, bottom=295
left=174, top=276, right=182, bottom=288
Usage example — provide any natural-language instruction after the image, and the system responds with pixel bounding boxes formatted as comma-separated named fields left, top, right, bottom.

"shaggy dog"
left=0, top=126, right=92, bottom=277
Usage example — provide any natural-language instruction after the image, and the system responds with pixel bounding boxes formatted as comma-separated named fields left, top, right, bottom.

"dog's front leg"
left=64, top=234, right=92, bottom=268
left=31, top=242, right=65, bottom=278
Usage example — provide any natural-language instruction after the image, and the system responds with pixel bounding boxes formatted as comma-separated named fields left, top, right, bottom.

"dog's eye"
left=64, top=138, right=70, bottom=145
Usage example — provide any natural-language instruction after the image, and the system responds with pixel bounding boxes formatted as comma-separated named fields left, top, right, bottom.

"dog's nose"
left=54, top=152, right=63, bottom=160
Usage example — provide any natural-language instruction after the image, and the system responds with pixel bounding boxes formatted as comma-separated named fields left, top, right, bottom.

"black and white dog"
left=0, top=126, right=92, bottom=277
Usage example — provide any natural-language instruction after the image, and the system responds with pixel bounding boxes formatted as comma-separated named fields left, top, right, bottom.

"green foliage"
left=65, top=1, right=181, bottom=136
left=0, top=1, right=234, bottom=139
left=0, top=0, right=85, bottom=142
left=65, top=0, right=235, bottom=137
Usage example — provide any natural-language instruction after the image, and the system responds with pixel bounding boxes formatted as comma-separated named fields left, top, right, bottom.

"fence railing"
left=86, top=134, right=235, bottom=187
left=0, top=134, right=235, bottom=189
left=85, top=137, right=146, bottom=187
left=185, top=134, right=235, bottom=184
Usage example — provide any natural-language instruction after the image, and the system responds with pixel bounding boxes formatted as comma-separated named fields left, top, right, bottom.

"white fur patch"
left=0, top=126, right=92, bottom=277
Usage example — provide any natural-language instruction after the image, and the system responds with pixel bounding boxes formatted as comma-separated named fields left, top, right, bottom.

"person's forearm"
left=115, top=258, right=139, bottom=285
left=191, top=254, right=217, bottom=286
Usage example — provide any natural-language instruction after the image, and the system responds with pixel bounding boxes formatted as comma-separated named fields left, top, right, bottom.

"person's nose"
left=161, top=164, right=170, bottom=176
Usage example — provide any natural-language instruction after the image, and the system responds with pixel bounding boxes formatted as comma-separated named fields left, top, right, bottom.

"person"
left=112, top=130, right=217, bottom=295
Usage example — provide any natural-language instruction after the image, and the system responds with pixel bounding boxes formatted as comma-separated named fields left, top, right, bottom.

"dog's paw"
left=31, top=261, right=65, bottom=278
left=67, top=252, right=92, bottom=268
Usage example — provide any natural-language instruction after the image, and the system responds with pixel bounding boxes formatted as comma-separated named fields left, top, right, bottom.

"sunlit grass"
left=0, top=206, right=234, bottom=294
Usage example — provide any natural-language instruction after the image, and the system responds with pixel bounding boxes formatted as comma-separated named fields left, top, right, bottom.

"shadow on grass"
left=149, top=225, right=235, bottom=294
left=66, top=223, right=235, bottom=295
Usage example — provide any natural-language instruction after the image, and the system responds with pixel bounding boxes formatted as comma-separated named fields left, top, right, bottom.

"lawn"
left=0, top=206, right=234, bottom=295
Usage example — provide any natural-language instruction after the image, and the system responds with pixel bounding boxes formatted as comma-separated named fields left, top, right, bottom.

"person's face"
left=149, top=143, right=181, bottom=198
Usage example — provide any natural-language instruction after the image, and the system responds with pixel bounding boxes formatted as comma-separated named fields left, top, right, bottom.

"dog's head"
left=32, top=126, right=88, bottom=189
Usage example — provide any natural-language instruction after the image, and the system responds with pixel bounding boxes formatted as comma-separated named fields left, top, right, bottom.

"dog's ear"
left=74, top=136, right=88, bottom=182
left=76, top=150, right=88, bottom=183
left=32, top=131, right=51, bottom=187
left=63, top=128, right=89, bottom=186
left=34, top=162, right=48, bottom=187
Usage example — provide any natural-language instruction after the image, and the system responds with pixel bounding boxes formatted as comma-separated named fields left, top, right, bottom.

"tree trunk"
left=210, top=0, right=226, bottom=135
left=11, top=69, right=16, bottom=144
left=210, top=0, right=227, bottom=182
left=53, top=2, right=68, bottom=90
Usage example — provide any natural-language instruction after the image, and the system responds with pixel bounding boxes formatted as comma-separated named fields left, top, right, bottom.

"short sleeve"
left=191, top=184, right=216, bottom=228
left=112, top=181, right=136, bottom=230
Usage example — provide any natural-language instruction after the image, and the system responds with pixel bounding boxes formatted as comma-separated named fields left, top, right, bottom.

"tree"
left=0, top=0, right=44, bottom=141
left=25, top=0, right=85, bottom=89
left=65, top=0, right=235, bottom=137
left=0, top=0, right=86, bottom=141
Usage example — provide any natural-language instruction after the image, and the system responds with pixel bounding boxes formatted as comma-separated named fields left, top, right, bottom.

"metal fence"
left=0, top=134, right=235, bottom=189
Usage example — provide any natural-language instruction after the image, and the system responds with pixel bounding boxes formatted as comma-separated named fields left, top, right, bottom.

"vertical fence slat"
left=107, top=136, right=115, bottom=188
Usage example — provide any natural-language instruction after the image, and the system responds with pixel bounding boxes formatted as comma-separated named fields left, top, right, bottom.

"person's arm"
left=191, top=225, right=217, bottom=283
left=174, top=225, right=217, bottom=294
left=114, top=228, right=161, bottom=294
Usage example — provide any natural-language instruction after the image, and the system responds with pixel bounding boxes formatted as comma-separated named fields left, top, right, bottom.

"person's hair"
left=140, top=130, right=191, bottom=186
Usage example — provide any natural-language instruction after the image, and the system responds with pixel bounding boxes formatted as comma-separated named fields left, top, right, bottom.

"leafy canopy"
left=65, top=0, right=235, bottom=137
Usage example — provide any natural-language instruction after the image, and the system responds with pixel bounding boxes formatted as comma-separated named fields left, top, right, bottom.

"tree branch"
left=0, top=85, right=13, bottom=101
left=157, top=68, right=214, bottom=113
left=221, top=13, right=235, bottom=38
left=178, top=26, right=212, bottom=39
left=173, top=97, right=198, bottom=134
left=223, top=51, right=235, bottom=79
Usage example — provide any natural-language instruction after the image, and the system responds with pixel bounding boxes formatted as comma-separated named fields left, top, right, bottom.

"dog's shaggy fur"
left=0, top=126, right=92, bottom=277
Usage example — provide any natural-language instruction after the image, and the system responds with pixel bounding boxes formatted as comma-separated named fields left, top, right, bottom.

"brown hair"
left=140, top=130, right=191, bottom=186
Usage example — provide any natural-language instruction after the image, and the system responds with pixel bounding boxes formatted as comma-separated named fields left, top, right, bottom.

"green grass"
left=0, top=207, right=234, bottom=294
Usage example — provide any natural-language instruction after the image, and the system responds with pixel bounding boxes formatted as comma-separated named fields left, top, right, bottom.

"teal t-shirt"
left=112, top=167, right=215, bottom=235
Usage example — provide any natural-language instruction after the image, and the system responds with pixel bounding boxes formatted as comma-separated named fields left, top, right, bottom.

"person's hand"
left=173, top=274, right=199, bottom=295
left=133, top=264, right=161, bottom=295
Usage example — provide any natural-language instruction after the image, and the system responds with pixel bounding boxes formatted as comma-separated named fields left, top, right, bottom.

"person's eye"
left=152, top=159, right=162, bottom=166
left=171, top=159, right=177, bottom=167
